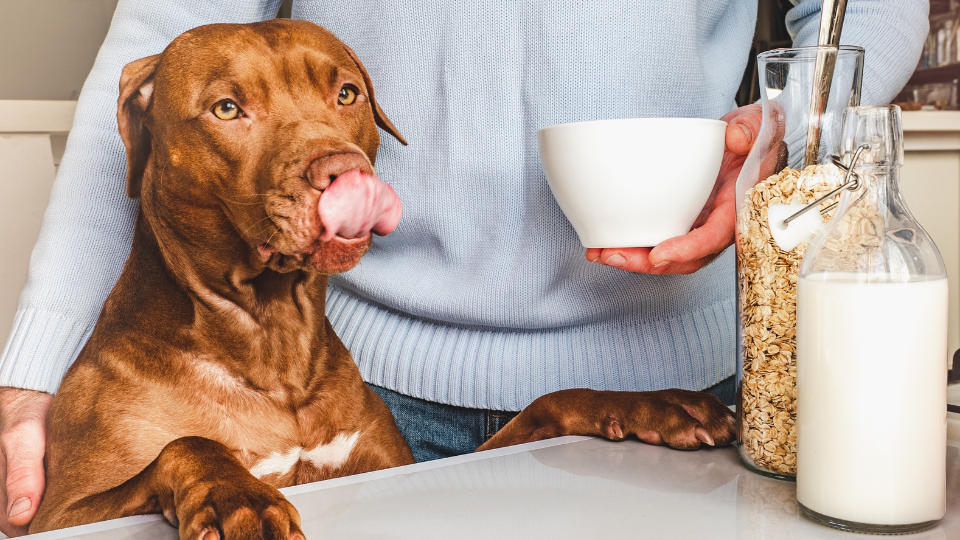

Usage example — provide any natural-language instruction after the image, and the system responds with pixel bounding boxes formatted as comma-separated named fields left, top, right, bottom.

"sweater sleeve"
left=786, top=0, right=929, bottom=106
left=0, top=0, right=282, bottom=394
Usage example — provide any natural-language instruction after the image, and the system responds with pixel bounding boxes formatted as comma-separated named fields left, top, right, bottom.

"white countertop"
left=23, top=435, right=960, bottom=540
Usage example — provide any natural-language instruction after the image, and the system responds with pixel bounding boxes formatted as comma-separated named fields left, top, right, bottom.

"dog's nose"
left=305, top=152, right=373, bottom=191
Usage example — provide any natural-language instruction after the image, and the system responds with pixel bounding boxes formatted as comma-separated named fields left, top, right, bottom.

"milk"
left=796, top=273, right=947, bottom=527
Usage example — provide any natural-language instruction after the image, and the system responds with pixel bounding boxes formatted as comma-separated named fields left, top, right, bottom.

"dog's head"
left=117, top=20, right=405, bottom=275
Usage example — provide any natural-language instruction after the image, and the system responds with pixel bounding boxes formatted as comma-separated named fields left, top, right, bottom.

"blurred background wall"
left=0, top=0, right=296, bottom=101
left=0, top=0, right=120, bottom=100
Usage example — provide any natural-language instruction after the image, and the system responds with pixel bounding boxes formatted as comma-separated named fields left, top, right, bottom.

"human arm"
left=588, top=0, right=929, bottom=274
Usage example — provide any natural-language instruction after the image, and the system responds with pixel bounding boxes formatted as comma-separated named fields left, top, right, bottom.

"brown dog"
left=30, top=19, right=735, bottom=538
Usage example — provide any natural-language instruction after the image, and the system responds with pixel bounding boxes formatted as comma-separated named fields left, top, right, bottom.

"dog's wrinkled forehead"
left=153, top=22, right=362, bottom=117
left=118, top=19, right=405, bottom=199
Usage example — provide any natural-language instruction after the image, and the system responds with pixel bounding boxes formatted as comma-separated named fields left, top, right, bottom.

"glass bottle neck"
left=850, top=166, right=902, bottom=217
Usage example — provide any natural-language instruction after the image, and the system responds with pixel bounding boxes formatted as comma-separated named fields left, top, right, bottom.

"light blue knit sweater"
left=0, top=0, right=927, bottom=409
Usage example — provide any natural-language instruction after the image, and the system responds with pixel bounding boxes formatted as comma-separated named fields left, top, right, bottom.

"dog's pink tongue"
left=318, top=170, right=402, bottom=242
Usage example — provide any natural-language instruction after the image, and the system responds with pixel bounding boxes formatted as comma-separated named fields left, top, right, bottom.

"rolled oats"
left=736, top=164, right=843, bottom=475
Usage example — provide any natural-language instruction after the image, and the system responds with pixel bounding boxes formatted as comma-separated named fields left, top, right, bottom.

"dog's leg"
left=476, top=389, right=736, bottom=452
left=36, top=437, right=304, bottom=540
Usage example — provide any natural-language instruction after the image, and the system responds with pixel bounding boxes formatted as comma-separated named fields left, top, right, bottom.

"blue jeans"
left=369, top=375, right=735, bottom=463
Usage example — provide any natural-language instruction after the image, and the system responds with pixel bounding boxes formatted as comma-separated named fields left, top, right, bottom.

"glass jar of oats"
left=733, top=46, right=863, bottom=479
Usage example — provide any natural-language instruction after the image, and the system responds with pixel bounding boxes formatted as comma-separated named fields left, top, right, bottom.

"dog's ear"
left=339, top=44, right=408, bottom=146
left=117, top=54, right=161, bottom=199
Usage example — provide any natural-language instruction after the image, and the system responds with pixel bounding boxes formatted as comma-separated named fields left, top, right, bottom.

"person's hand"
left=0, top=388, right=52, bottom=537
left=586, top=104, right=762, bottom=274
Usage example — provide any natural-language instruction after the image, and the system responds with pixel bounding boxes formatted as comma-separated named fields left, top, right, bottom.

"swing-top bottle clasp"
left=780, top=143, right=871, bottom=227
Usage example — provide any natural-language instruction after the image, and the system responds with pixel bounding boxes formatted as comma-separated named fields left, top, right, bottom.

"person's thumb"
left=722, top=104, right=762, bottom=156
left=2, top=420, right=47, bottom=527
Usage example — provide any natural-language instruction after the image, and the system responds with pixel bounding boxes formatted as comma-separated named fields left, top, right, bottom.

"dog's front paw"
left=618, top=389, right=736, bottom=450
left=478, top=388, right=736, bottom=453
left=514, top=388, right=736, bottom=451
left=173, top=478, right=304, bottom=540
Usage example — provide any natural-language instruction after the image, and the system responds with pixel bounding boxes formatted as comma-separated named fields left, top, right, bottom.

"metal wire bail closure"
left=781, top=143, right=870, bottom=227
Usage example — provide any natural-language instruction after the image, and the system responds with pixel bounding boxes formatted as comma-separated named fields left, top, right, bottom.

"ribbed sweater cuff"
left=0, top=308, right=94, bottom=394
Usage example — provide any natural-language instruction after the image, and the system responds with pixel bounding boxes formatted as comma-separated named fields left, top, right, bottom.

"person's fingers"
left=586, top=239, right=723, bottom=276
left=0, top=450, right=27, bottom=538
left=647, top=201, right=734, bottom=268
left=650, top=154, right=739, bottom=271
left=720, top=102, right=759, bottom=123
left=1, top=421, right=47, bottom=528
left=725, top=121, right=753, bottom=156
left=0, top=388, right=52, bottom=535
left=589, top=247, right=656, bottom=273
left=722, top=104, right=762, bottom=156
left=585, top=211, right=732, bottom=275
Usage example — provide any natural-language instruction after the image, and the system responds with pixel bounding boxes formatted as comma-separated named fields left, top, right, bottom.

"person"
left=0, top=0, right=927, bottom=535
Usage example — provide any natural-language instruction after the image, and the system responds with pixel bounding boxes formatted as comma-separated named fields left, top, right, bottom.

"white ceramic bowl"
left=538, top=117, right=726, bottom=248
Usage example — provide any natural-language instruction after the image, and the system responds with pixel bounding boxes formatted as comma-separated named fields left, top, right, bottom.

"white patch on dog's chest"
left=248, top=431, right=359, bottom=479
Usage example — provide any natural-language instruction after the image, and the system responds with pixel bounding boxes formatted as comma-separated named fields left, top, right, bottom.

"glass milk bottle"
left=735, top=46, right=863, bottom=479
left=796, top=105, right=948, bottom=534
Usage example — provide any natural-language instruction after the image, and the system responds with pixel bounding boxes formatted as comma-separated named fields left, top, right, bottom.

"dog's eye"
left=212, top=100, right=241, bottom=120
left=338, top=86, right=357, bottom=106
